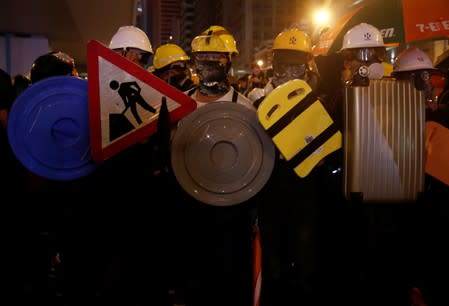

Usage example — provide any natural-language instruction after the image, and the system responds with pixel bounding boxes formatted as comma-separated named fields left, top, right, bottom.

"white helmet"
left=109, top=25, right=153, bottom=54
left=341, top=23, right=385, bottom=50
left=393, top=47, right=435, bottom=73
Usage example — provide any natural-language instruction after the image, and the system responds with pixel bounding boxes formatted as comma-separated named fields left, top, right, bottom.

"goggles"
left=113, top=47, right=150, bottom=55
left=195, top=60, right=228, bottom=73
left=273, top=63, right=307, bottom=79
left=341, top=48, right=386, bottom=63
left=168, top=61, right=188, bottom=70
left=158, top=61, right=188, bottom=72
left=393, top=70, right=431, bottom=81
left=194, top=52, right=229, bottom=65
left=113, top=47, right=151, bottom=65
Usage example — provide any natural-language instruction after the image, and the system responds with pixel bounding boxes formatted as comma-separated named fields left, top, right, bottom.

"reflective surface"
left=171, top=102, right=275, bottom=206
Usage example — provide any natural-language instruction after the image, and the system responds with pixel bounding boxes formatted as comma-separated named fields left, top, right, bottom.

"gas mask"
left=194, top=53, right=231, bottom=96
left=272, top=63, right=307, bottom=87
left=343, top=62, right=385, bottom=86
left=393, top=70, right=436, bottom=102
left=342, top=47, right=386, bottom=86
left=196, top=60, right=229, bottom=86
left=272, top=54, right=319, bottom=91
left=167, top=73, right=188, bottom=88
left=155, top=61, right=193, bottom=91
left=413, top=70, right=436, bottom=102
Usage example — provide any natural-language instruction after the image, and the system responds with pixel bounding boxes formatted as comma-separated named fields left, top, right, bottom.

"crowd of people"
left=1, top=20, right=449, bottom=306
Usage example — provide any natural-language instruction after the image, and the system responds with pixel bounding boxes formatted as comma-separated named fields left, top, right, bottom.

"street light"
left=256, top=59, right=264, bottom=68
left=312, top=8, right=331, bottom=45
left=313, top=9, right=330, bottom=27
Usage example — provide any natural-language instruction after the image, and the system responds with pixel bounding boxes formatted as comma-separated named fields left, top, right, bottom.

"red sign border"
left=87, top=40, right=196, bottom=162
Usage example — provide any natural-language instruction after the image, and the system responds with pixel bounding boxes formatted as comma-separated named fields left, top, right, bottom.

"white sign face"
left=87, top=40, right=197, bottom=162
left=98, top=57, right=183, bottom=147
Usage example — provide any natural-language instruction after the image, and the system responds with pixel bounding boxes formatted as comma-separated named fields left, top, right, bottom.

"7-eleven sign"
left=87, top=40, right=196, bottom=162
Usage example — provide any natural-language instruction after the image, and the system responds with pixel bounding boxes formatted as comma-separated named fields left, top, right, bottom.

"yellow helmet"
left=272, top=28, right=312, bottom=54
left=197, top=25, right=239, bottom=55
left=153, top=43, right=190, bottom=70
left=191, top=34, right=230, bottom=54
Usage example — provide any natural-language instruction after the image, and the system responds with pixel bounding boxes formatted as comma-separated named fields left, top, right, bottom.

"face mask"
left=196, top=60, right=229, bottom=86
left=167, top=73, right=188, bottom=89
left=195, top=60, right=231, bottom=96
left=346, top=62, right=384, bottom=86
left=413, top=71, right=436, bottom=102
left=412, top=70, right=430, bottom=91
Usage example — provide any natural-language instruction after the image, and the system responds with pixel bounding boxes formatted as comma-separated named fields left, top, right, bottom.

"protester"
left=30, top=51, right=78, bottom=84
left=244, top=63, right=268, bottom=96
left=109, top=25, right=153, bottom=68
left=12, top=73, right=31, bottom=98
left=393, top=47, right=449, bottom=306
left=0, top=68, right=14, bottom=129
left=152, top=43, right=195, bottom=91
left=339, top=22, right=387, bottom=86
left=247, top=26, right=346, bottom=305
left=172, top=25, right=255, bottom=306
left=0, top=68, right=26, bottom=194
left=392, top=47, right=439, bottom=108
left=93, top=25, right=179, bottom=303
left=185, top=25, right=253, bottom=109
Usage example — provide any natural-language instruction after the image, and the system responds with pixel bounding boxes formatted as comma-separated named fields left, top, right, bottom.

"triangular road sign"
left=87, top=40, right=196, bottom=162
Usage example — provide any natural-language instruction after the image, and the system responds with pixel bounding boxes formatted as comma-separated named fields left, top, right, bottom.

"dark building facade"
left=141, top=0, right=358, bottom=74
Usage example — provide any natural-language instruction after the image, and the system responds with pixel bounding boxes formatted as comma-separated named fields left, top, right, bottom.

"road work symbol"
left=109, top=79, right=157, bottom=124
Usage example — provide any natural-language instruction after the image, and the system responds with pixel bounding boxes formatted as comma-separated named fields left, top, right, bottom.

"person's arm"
left=130, top=81, right=141, bottom=93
